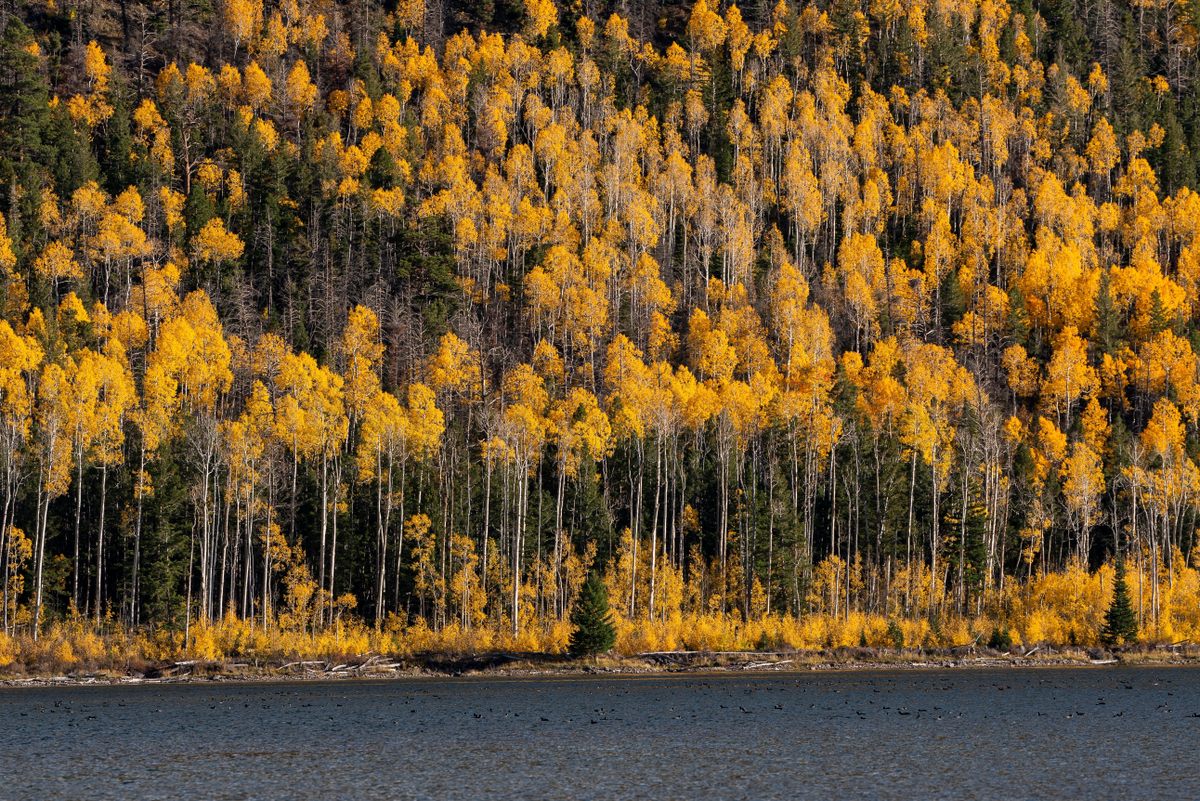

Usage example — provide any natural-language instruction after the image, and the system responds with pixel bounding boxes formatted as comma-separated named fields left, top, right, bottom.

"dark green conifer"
left=1101, top=558, right=1138, bottom=648
left=1094, top=269, right=1122, bottom=355
left=568, top=572, right=616, bottom=658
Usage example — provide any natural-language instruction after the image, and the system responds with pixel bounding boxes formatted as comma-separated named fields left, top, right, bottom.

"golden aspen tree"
left=687, top=0, right=727, bottom=53
left=339, top=305, right=385, bottom=423
left=0, top=323, right=42, bottom=632
left=33, top=241, right=83, bottom=289
left=426, top=331, right=483, bottom=398
left=524, top=0, right=557, bottom=39
left=1042, top=325, right=1099, bottom=429
left=837, top=233, right=886, bottom=349
left=67, top=41, right=115, bottom=128
left=274, top=351, right=347, bottom=624
left=899, top=340, right=979, bottom=614
left=547, top=387, right=611, bottom=615
left=448, top=532, right=485, bottom=629
left=31, top=363, right=72, bottom=639
left=193, top=218, right=245, bottom=264
left=498, top=363, right=548, bottom=636
left=80, top=344, right=137, bottom=621
left=285, top=60, right=318, bottom=127
left=221, top=380, right=274, bottom=623
left=1061, top=442, right=1104, bottom=563
left=145, top=292, right=233, bottom=631
left=356, top=388, right=407, bottom=625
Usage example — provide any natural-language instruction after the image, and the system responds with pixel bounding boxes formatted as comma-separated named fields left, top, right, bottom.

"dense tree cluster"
left=2, top=0, right=1200, bottom=654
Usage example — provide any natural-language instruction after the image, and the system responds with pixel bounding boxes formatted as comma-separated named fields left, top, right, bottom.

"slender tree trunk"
left=94, top=464, right=108, bottom=624
left=318, top=452, right=329, bottom=624
left=131, top=444, right=147, bottom=626
left=72, top=445, right=83, bottom=613
left=649, top=437, right=661, bottom=617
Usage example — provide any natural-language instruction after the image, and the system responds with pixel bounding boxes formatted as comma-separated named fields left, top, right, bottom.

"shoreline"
left=4, top=645, right=1198, bottom=688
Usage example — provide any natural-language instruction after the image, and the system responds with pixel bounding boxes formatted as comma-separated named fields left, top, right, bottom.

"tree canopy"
left=1, top=0, right=1200, bottom=658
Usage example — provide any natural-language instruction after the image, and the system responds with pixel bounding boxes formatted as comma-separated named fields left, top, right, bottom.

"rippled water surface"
left=2, top=666, right=1198, bottom=800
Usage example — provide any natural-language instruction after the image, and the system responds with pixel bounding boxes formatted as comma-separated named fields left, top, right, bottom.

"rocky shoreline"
left=3, top=644, right=1198, bottom=688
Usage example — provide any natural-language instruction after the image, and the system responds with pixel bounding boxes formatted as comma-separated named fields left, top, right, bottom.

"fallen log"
left=745, top=659, right=794, bottom=670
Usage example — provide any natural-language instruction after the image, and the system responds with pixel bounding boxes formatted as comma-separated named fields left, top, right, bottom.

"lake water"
left=1, top=666, right=1197, bottom=800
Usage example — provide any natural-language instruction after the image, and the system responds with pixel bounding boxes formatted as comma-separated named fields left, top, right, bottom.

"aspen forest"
left=2, top=0, right=1200, bottom=670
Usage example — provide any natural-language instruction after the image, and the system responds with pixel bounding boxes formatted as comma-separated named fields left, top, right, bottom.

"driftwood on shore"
left=5, top=643, right=1200, bottom=687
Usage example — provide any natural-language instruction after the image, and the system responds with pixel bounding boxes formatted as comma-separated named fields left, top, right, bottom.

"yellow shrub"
left=188, top=625, right=223, bottom=661
left=0, top=631, right=15, bottom=667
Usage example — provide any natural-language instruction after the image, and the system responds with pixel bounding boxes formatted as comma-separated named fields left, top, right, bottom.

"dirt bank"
left=3, top=644, right=1198, bottom=688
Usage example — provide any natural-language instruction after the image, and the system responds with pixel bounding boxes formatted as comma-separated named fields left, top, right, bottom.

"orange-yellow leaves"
left=34, top=242, right=83, bottom=283
left=1037, top=416, right=1067, bottom=466
left=90, top=192, right=151, bottom=266
left=1134, top=331, right=1200, bottom=422
left=68, top=345, right=138, bottom=465
left=426, top=332, right=482, bottom=396
left=1020, top=236, right=1096, bottom=333
left=524, top=0, right=557, bottom=39
left=1142, top=397, right=1186, bottom=464
left=0, top=215, right=15, bottom=275
left=526, top=243, right=609, bottom=351
left=1061, top=441, right=1104, bottom=533
left=604, top=335, right=652, bottom=438
left=896, top=339, right=979, bottom=466
left=770, top=260, right=833, bottom=393
left=133, top=100, right=174, bottom=172
left=837, top=233, right=886, bottom=343
left=224, top=0, right=264, bottom=49
left=1110, top=259, right=1186, bottom=341
left=339, top=306, right=384, bottom=419
left=285, top=60, right=318, bottom=116
left=1042, top=326, right=1098, bottom=423
left=146, top=291, right=233, bottom=425
left=67, top=41, right=114, bottom=127
left=1002, top=344, right=1039, bottom=398
left=355, top=389, right=405, bottom=482
left=1080, top=397, right=1109, bottom=455
left=404, top=383, right=444, bottom=459
left=549, top=387, right=612, bottom=476
left=242, top=62, right=272, bottom=109
left=193, top=218, right=245, bottom=263
left=532, top=339, right=565, bottom=385
left=503, top=362, right=548, bottom=413
left=396, top=0, right=425, bottom=29
left=688, top=0, right=727, bottom=52
left=498, top=365, right=547, bottom=461
left=0, top=321, right=43, bottom=441
left=34, top=362, right=74, bottom=498
left=1086, top=118, right=1120, bottom=176
left=57, top=292, right=90, bottom=327
left=687, top=310, right=737, bottom=385
left=274, top=351, right=347, bottom=460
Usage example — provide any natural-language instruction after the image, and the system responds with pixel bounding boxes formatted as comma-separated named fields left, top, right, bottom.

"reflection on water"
left=2, top=666, right=1197, bottom=800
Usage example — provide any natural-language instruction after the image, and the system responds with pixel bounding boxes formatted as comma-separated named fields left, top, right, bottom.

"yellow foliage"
left=193, top=218, right=245, bottom=262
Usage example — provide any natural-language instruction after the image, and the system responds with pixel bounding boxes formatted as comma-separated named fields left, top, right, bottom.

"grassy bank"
left=2, top=627, right=1197, bottom=687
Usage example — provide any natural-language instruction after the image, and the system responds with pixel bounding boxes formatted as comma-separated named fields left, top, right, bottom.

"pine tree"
left=1101, top=558, right=1138, bottom=647
left=568, top=572, right=616, bottom=657
left=1094, top=269, right=1122, bottom=355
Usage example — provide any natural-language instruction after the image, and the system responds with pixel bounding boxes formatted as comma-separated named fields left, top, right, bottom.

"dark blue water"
left=1, top=666, right=1197, bottom=800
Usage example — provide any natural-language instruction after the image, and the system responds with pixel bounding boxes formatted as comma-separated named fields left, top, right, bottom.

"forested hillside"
left=2, top=0, right=1200, bottom=663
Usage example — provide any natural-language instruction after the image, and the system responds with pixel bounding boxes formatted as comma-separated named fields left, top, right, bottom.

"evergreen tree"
left=568, top=572, right=616, bottom=657
left=0, top=18, right=50, bottom=184
left=1094, top=269, right=1122, bottom=355
left=1101, top=558, right=1138, bottom=647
